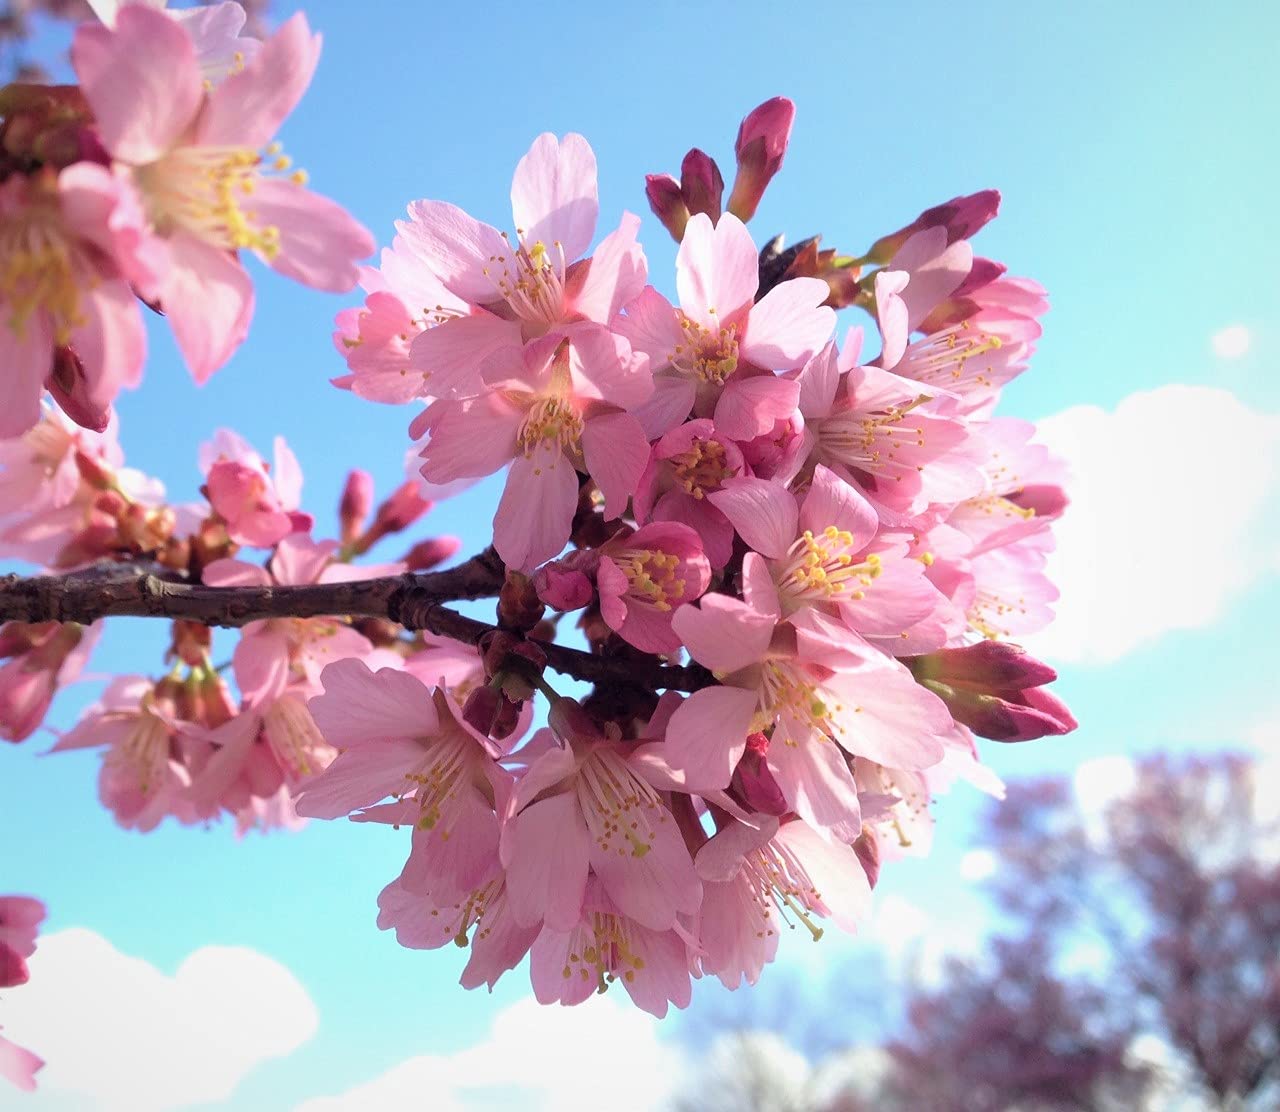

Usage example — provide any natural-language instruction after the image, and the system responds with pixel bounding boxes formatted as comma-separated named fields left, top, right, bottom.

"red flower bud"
left=727, top=96, right=795, bottom=222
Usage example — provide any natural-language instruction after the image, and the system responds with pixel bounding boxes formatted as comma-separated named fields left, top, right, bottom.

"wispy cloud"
left=1211, top=324, right=1252, bottom=360
left=3, top=929, right=317, bottom=1112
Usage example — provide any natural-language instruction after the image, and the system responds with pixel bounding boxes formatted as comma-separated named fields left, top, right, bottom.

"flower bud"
left=533, top=563, right=594, bottom=612
left=0, top=942, right=30, bottom=988
left=645, top=172, right=690, bottom=242
left=461, top=685, right=521, bottom=740
left=727, top=96, right=795, bottom=222
left=853, top=828, right=881, bottom=889
left=908, top=641, right=1076, bottom=742
left=402, top=535, right=461, bottom=571
left=168, top=620, right=211, bottom=668
left=865, top=189, right=1001, bottom=265
left=679, top=148, right=724, bottom=221
left=339, top=469, right=374, bottom=545
left=732, top=732, right=789, bottom=816
left=352, top=482, right=432, bottom=554
left=497, top=571, right=545, bottom=632
left=47, top=346, right=111, bottom=433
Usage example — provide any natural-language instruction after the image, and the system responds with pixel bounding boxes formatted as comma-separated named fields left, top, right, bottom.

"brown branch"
left=0, top=549, right=714, bottom=693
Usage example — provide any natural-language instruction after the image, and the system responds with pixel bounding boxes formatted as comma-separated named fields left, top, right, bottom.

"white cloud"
left=1028, top=386, right=1280, bottom=663
left=294, top=994, right=682, bottom=1112
left=2, top=928, right=317, bottom=1112
left=1073, top=755, right=1137, bottom=844
left=1211, top=324, right=1251, bottom=360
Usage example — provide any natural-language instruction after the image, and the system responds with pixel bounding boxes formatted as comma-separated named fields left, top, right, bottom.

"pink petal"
left=775, top=820, right=871, bottom=933
left=247, top=178, right=373, bottom=292
left=232, top=625, right=290, bottom=704
left=676, top=212, right=758, bottom=327
left=590, top=800, right=702, bottom=930
left=713, top=374, right=800, bottom=440
left=0, top=312, right=49, bottom=438
left=765, top=724, right=863, bottom=841
left=510, top=132, right=599, bottom=263
left=706, top=476, right=798, bottom=560
left=0, top=1032, right=42, bottom=1093
left=825, top=662, right=949, bottom=770
left=566, top=324, right=653, bottom=410
left=799, top=465, right=879, bottom=550
left=418, top=394, right=521, bottom=483
left=398, top=199, right=508, bottom=305
left=70, top=278, right=146, bottom=404
left=492, top=442, right=578, bottom=571
left=408, top=314, right=521, bottom=400
left=198, top=11, right=320, bottom=149
left=71, top=4, right=201, bottom=163
left=663, top=685, right=757, bottom=790
left=292, top=737, right=424, bottom=819
left=795, top=341, right=839, bottom=417
left=874, top=270, right=910, bottom=368
left=741, top=277, right=834, bottom=370
left=890, top=227, right=973, bottom=331
left=631, top=373, right=697, bottom=440
left=505, top=792, right=590, bottom=929
left=612, top=284, right=681, bottom=365
left=671, top=592, right=775, bottom=673
left=581, top=410, right=648, bottom=520
left=160, top=231, right=255, bottom=383
left=694, top=815, right=779, bottom=882
left=570, top=211, right=647, bottom=324
left=201, top=557, right=271, bottom=587
left=309, top=658, right=439, bottom=746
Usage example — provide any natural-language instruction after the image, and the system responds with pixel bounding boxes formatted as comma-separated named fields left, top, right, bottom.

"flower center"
left=137, top=141, right=308, bottom=257
left=402, top=729, right=472, bottom=832
left=482, top=232, right=566, bottom=327
left=743, top=841, right=826, bottom=941
left=576, top=749, right=668, bottom=859
left=899, top=320, right=1003, bottom=392
left=776, top=527, right=882, bottom=602
left=816, top=400, right=928, bottom=481
left=617, top=548, right=685, bottom=613
left=106, top=708, right=170, bottom=797
left=517, top=393, right=583, bottom=456
left=669, top=438, right=732, bottom=498
left=0, top=196, right=87, bottom=343
left=670, top=313, right=739, bottom=383
left=752, top=659, right=847, bottom=744
left=561, top=910, right=647, bottom=990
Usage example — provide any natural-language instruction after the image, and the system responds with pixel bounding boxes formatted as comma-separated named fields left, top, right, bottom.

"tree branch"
left=0, top=550, right=715, bottom=693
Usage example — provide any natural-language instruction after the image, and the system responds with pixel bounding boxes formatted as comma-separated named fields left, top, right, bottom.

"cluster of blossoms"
left=0, top=0, right=371, bottom=437
left=0, top=0, right=1077, bottom=1043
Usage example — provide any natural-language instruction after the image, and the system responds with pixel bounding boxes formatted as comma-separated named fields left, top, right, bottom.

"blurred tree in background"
left=678, top=752, right=1280, bottom=1112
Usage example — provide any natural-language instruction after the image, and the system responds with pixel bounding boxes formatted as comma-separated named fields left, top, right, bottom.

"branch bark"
left=0, top=550, right=714, bottom=693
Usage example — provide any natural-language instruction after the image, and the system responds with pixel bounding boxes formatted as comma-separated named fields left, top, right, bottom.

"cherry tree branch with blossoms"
left=0, top=0, right=1081, bottom=1066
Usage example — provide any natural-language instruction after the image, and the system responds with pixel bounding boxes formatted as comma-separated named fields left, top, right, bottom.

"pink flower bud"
left=679, top=148, right=724, bottom=221
left=47, top=346, right=111, bottom=433
left=727, top=96, right=795, bottom=222
left=732, top=732, right=789, bottom=816
left=373, top=482, right=431, bottom=533
left=461, top=685, right=521, bottom=741
left=0, top=941, right=29, bottom=988
left=402, top=535, right=462, bottom=571
left=645, top=172, right=690, bottom=242
left=865, top=189, right=1001, bottom=264
left=853, top=829, right=881, bottom=889
left=534, top=563, right=594, bottom=612
left=338, top=469, right=374, bottom=544
left=908, top=641, right=1077, bottom=743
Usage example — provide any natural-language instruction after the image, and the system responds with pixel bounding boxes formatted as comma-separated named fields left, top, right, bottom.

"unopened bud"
left=339, top=469, right=374, bottom=545
left=727, top=96, right=795, bottom=222
left=680, top=148, right=724, bottom=221
left=402, top=535, right=461, bottom=571
left=732, top=731, right=789, bottom=816
left=865, top=189, right=1001, bottom=265
left=497, top=571, right=545, bottom=632
left=168, top=620, right=211, bottom=667
left=853, top=829, right=881, bottom=888
left=533, top=563, right=594, bottom=612
left=645, top=172, right=690, bottom=242
left=461, top=685, right=521, bottom=740
left=48, top=346, right=111, bottom=433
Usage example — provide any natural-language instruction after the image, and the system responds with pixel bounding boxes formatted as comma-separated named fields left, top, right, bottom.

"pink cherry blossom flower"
left=0, top=164, right=149, bottom=436
left=632, top=417, right=747, bottom=569
left=297, top=659, right=509, bottom=901
left=72, top=6, right=374, bottom=381
left=375, top=874, right=538, bottom=991
left=665, top=591, right=952, bottom=838
left=597, top=522, right=711, bottom=654
left=332, top=235, right=468, bottom=405
left=709, top=465, right=953, bottom=651
left=199, top=429, right=309, bottom=548
left=52, top=674, right=205, bottom=830
left=395, top=131, right=648, bottom=399
left=0, top=621, right=98, bottom=742
left=502, top=702, right=702, bottom=932
left=86, top=0, right=261, bottom=83
left=418, top=328, right=652, bottom=570
left=528, top=877, right=694, bottom=1017
left=614, top=211, right=832, bottom=438
left=790, top=336, right=984, bottom=523
left=696, top=816, right=871, bottom=988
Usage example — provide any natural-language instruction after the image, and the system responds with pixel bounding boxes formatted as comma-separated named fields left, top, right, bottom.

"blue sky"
left=2, top=0, right=1278, bottom=1108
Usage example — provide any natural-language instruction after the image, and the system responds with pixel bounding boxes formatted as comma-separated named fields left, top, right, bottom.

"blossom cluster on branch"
left=0, top=0, right=1077, bottom=1038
